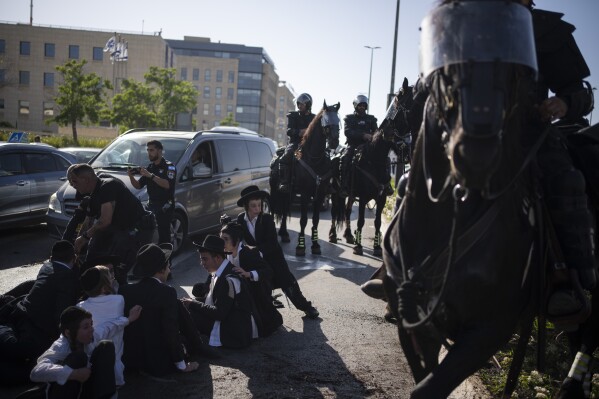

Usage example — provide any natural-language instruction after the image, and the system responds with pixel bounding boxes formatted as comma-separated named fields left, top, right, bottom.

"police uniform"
left=139, top=157, right=177, bottom=244
left=277, top=111, right=315, bottom=192
left=340, top=112, right=378, bottom=196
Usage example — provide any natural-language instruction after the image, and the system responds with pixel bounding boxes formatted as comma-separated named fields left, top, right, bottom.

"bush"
left=0, top=131, right=110, bottom=149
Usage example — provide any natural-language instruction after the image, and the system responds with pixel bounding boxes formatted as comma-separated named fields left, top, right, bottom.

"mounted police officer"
left=278, top=93, right=315, bottom=193
left=129, top=140, right=177, bottom=245
left=339, top=95, right=379, bottom=197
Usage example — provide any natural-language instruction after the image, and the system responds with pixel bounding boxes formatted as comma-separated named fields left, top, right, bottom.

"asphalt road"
left=0, top=205, right=489, bottom=398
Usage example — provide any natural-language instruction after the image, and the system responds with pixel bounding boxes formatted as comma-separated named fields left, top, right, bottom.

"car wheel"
left=170, top=212, right=188, bottom=255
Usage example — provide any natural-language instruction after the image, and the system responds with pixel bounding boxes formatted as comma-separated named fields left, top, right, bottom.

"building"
left=274, top=82, right=296, bottom=147
left=0, top=22, right=292, bottom=142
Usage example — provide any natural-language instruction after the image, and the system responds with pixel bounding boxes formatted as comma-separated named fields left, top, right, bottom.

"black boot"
left=278, top=163, right=291, bottom=193
left=283, top=281, right=319, bottom=319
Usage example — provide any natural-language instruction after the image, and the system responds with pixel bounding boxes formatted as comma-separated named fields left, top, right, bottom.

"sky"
left=2, top=0, right=598, bottom=124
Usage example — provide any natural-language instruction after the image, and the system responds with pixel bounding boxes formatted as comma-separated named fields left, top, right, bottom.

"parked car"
left=0, top=143, right=76, bottom=228
left=59, top=147, right=102, bottom=163
left=46, top=127, right=276, bottom=253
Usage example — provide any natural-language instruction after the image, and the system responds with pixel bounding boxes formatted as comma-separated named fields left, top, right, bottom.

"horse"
left=269, top=148, right=292, bottom=243
left=271, top=101, right=340, bottom=256
left=383, top=2, right=547, bottom=397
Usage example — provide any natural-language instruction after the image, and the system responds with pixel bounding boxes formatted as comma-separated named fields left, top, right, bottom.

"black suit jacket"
left=238, top=246, right=282, bottom=337
left=236, top=212, right=295, bottom=288
left=120, top=277, right=185, bottom=376
left=17, top=261, right=79, bottom=342
left=188, top=262, right=253, bottom=348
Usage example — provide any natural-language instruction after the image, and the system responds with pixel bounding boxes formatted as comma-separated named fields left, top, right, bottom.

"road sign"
left=8, top=132, right=28, bottom=143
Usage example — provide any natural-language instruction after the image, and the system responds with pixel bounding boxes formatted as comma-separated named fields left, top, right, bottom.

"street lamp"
left=364, top=46, right=381, bottom=112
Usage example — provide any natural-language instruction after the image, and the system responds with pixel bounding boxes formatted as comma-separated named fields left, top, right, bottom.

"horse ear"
left=323, top=100, right=327, bottom=109
left=402, top=77, right=409, bottom=91
left=335, top=102, right=340, bottom=111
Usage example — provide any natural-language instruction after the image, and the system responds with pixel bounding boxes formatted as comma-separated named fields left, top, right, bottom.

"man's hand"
left=539, top=96, right=568, bottom=122
left=69, top=367, right=91, bottom=383
left=128, top=305, right=142, bottom=323
left=233, top=266, right=250, bottom=279
left=182, top=361, right=199, bottom=373
left=74, top=235, right=87, bottom=255
left=138, top=167, right=151, bottom=178
left=180, top=297, right=196, bottom=309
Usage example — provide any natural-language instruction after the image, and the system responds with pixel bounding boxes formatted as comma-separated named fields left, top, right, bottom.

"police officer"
left=339, top=95, right=379, bottom=197
left=278, top=93, right=315, bottom=193
left=129, top=140, right=177, bottom=244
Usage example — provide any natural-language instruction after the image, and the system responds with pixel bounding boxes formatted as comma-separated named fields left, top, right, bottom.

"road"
left=0, top=205, right=489, bottom=398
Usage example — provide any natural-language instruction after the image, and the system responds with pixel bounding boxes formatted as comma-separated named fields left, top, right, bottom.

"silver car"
left=0, top=143, right=76, bottom=228
left=46, top=128, right=276, bottom=253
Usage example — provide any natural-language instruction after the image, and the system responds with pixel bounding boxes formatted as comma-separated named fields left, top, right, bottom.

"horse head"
left=381, top=77, right=415, bottom=146
left=421, top=1, right=538, bottom=194
left=321, top=100, right=340, bottom=150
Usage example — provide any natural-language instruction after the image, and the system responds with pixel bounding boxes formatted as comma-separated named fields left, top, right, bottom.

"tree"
left=49, top=59, right=111, bottom=142
left=110, top=67, right=196, bottom=131
left=219, top=112, right=239, bottom=127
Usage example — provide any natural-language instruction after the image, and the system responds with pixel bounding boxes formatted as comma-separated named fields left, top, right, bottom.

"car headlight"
left=48, top=193, right=62, bottom=214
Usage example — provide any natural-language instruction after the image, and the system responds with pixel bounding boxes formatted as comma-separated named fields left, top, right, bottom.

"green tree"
left=219, top=112, right=239, bottom=126
left=49, top=59, right=112, bottom=142
left=110, top=67, right=196, bottom=132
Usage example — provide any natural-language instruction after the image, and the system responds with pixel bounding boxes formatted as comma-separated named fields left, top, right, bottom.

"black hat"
left=192, top=235, right=231, bottom=255
left=60, top=306, right=91, bottom=330
left=237, top=185, right=269, bottom=207
left=51, top=240, right=75, bottom=259
left=132, top=243, right=173, bottom=278
left=80, top=266, right=102, bottom=294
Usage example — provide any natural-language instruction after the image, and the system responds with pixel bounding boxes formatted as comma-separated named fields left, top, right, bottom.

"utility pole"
left=30, top=0, right=33, bottom=25
left=364, top=45, right=381, bottom=111
left=388, top=0, right=401, bottom=107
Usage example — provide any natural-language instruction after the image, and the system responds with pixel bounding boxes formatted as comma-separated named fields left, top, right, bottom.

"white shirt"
left=244, top=213, right=258, bottom=241
left=227, top=242, right=259, bottom=282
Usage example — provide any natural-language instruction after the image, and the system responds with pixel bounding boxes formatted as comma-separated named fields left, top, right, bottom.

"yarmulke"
left=80, top=267, right=102, bottom=294
left=60, top=306, right=91, bottom=329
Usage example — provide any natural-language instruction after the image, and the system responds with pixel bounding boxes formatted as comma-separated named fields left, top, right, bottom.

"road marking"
left=291, top=257, right=367, bottom=270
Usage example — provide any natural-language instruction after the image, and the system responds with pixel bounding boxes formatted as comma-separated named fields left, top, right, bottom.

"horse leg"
left=410, top=324, right=514, bottom=399
left=353, top=201, right=366, bottom=255
left=343, top=196, right=355, bottom=244
left=329, top=194, right=340, bottom=243
left=372, top=196, right=385, bottom=257
left=310, top=193, right=323, bottom=255
left=296, top=195, right=308, bottom=256
left=278, top=214, right=290, bottom=243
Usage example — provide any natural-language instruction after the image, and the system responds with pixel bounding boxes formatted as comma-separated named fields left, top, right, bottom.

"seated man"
left=191, top=144, right=212, bottom=177
left=119, top=243, right=200, bottom=377
left=182, top=235, right=256, bottom=349
left=0, top=240, right=80, bottom=385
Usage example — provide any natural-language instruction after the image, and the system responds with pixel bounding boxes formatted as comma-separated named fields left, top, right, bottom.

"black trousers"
left=147, top=203, right=173, bottom=245
left=48, top=341, right=115, bottom=399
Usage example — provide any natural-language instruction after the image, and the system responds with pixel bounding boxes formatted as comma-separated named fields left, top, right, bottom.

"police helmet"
left=353, top=95, right=369, bottom=110
left=296, top=93, right=313, bottom=111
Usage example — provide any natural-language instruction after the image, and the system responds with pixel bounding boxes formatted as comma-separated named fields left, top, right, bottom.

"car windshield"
left=91, top=136, right=190, bottom=169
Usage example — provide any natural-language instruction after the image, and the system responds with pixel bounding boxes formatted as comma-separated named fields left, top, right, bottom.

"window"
left=227, top=104, right=233, bottom=113
left=93, top=47, right=103, bottom=61
left=45, top=43, right=55, bottom=57
left=24, top=153, right=58, bottom=173
left=69, top=45, right=79, bottom=59
left=43, top=72, right=54, bottom=87
left=218, top=140, right=250, bottom=172
left=0, top=69, right=5, bottom=83
left=193, top=68, right=199, bottom=81
left=215, top=87, right=222, bottom=99
left=0, top=154, right=22, bottom=176
left=228, top=71, right=234, bottom=83
left=215, top=104, right=221, bottom=117
left=204, top=69, right=211, bottom=82
left=227, top=88, right=234, bottom=100
left=203, top=104, right=210, bottom=115
left=0, top=98, right=4, bottom=110
left=19, top=100, right=30, bottom=115
left=180, top=67, right=187, bottom=80
left=247, top=141, right=274, bottom=168
left=203, top=86, right=210, bottom=99
left=216, top=70, right=223, bottom=82
left=20, top=41, right=31, bottom=55
left=0, top=39, right=5, bottom=54
left=54, top=155, right=72, bottom=171
left=19, top=71, right=30, bottom=85
left=43, top=101, right=54, bottom=116
left=192, top=107, right=197, bottom=115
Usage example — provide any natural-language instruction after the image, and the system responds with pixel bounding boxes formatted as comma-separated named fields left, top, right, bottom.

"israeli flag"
left=103, top=36, right=116, bottom=53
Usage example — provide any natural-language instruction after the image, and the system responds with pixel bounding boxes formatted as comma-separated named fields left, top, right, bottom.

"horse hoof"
left=353, top=245, right=363, bottom=255
left=344, top=232, right=355, bottom=245
left=373, top=246, right=382, bottom=257
left=311, top=244, right=321, bottom=255
left=329, top=236, right=337, bottom=244
left=296, top=247, right=306, bottom=256
left=281, top=234, right=290, bottom=243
